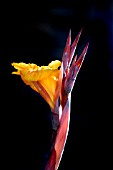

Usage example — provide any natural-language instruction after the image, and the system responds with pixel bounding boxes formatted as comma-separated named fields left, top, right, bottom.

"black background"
left=1, top=0, right=113, bottom=170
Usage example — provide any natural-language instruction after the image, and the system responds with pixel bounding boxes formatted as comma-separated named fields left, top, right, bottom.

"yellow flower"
left=12, top=60, right=62, bottom=109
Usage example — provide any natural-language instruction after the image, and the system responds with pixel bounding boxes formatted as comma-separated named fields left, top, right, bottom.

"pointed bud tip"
left=84, top=42, right=89, bottom=53
left=69, top=29, right=71, bottom=35
left=86, top=42, right=89, bottom=48
left=79, top=27, right=83, bottom=36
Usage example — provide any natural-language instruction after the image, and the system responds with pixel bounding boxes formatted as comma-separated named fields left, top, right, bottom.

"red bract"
left=45, top=30, right=89, bottom=170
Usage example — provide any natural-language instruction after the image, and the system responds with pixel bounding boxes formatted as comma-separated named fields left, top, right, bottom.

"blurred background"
left=0, top=0, right=113, bottom=169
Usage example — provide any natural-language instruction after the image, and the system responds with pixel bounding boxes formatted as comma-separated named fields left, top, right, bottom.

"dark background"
left=1, top=0, right=113, bottom=169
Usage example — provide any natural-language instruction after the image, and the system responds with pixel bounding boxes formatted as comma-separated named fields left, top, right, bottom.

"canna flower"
left=12, top=29, right=89, bottom=170
left=12, top=60, right=62, bottom=110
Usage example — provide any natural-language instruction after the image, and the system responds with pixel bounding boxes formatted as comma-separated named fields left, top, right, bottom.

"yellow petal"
left=39, top=76, right=58, bottom=105
left=12, top=62, right=39, bottom=71
left=48, top=60, right=61, bottom=69
left=12, top=71, right=20, bottom=75
left=21, top=69, right=59, bottom=81
left=12, top=61, right=61, bottom=81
